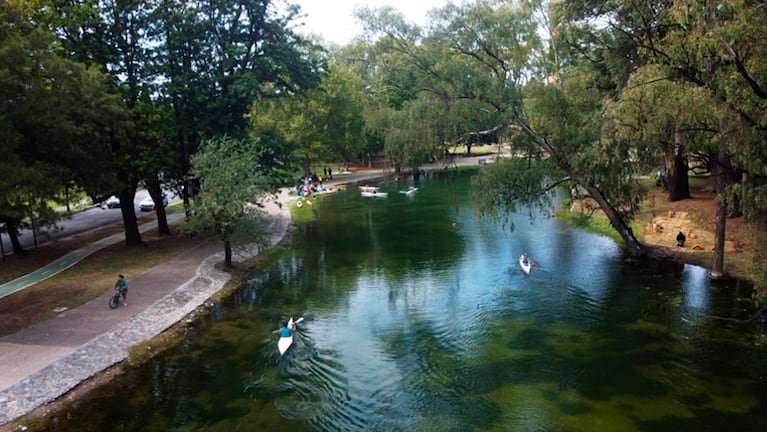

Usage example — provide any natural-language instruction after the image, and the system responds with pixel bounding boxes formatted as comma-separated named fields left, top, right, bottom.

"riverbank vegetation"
left=2, top=0, right=765, bottom=297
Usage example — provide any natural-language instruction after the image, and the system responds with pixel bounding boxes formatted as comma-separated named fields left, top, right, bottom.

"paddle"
left=273, top=316, right=305, bottom=334
left=515, top=252, right=540, bottom=267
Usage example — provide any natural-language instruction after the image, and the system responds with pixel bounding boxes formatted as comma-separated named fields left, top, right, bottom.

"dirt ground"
left=633, top=186, right=758, bottom=277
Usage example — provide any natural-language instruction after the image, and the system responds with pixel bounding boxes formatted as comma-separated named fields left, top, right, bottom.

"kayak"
left=358, top=185, right=380, bottom=193
left=361, top=191, right=388, bottom=198
left=519, top=255, right=531, bottom=275
left=399, top=186, right=418, bottom=195
left=277, top=317, right=296, bottom=355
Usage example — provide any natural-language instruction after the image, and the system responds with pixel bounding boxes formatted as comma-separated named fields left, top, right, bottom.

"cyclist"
left=114, top=274, right=128, bottom=306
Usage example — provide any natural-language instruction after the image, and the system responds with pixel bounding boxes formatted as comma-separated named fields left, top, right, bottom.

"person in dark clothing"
left=676, top=231, right=686, bottom=247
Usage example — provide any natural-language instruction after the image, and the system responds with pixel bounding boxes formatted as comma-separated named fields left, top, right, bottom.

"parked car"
left=105, top=195, right=120, bottom=208
left=139, top=193, right=168, bottom=211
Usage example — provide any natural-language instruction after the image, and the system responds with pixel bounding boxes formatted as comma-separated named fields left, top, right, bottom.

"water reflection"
left=681, top=265, right=711, bottom=312
left=44, top=170, right=766, bottom=432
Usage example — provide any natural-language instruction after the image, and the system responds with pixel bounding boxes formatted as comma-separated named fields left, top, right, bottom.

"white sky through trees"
left=291, top=0, right=450, bottom=45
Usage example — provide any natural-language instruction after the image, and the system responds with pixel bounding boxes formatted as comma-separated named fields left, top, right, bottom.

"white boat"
left=277, top=317, right=297, bottom=355
left=361, top=191, right=388, bottom=198
left=519, top=255, right=532, bottom=275
left=399, top=186, right=418, bottom=195
left=358, top=185, right=380, bottom=193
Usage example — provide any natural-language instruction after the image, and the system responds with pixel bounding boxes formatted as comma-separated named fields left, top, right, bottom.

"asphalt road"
left=0, top=191, right=177, bottom=256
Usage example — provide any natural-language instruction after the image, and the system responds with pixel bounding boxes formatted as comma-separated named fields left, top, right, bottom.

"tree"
left=563, top=0, right=767, bottom=279
left=156, top=0, right=324, bottom=211
left=250, top=63, right=367, bottom=176
left=608, top=65, right=718, bottom=202
left=1, top=0, right=129, bottom=252
left=185, top=136, right=273, bottom=268
left=361, top=0, right=646, bottom=253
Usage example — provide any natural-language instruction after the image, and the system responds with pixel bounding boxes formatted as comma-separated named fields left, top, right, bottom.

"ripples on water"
left=47, top=172, right=767, bottom=432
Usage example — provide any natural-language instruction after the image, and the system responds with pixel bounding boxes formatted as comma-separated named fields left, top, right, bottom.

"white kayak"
left=519, top=255, right=532, bottom=275
left=361, top=191, right=388, bottom=198
left=399, top=187, right=418, bottom=195
left=277, top=317, right=299, bottom=355
left=358, top=185, right=380, bottom=193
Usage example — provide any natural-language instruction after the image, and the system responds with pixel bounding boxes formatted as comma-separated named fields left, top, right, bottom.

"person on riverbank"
left=114, top=274, right=128, bottom=306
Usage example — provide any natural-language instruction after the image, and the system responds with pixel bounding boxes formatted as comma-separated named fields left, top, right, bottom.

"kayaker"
left=522, top=253, right=530, bottom=265
left=279, top=320, right=292, bottom=338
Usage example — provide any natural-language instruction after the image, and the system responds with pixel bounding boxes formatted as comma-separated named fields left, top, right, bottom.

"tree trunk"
left=512, top=115, right=644, bottom=256
left=3, top=219, right=24, bottom=254
left=583, top=184, right=644, bottom=255
left=668, top=131, right=691, bottom=202
left=224, top=239, right=232, bottom=268
left=119, top=187, right=144, bottom=247
left=146, top=178, right=170, bottom=236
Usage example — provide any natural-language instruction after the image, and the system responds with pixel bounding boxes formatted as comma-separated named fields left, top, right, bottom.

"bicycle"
left=109, top=288, right=125, bottom=309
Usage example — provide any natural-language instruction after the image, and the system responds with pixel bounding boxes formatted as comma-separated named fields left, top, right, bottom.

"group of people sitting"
left=295, top=173, right=328, bottom=197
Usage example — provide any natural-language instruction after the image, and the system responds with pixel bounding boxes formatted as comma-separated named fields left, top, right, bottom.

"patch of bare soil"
left=634, top=187, right=759, bottom=278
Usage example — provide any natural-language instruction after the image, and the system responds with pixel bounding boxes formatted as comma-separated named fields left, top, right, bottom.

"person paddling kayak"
left=279, top=320, right=294, bottom=338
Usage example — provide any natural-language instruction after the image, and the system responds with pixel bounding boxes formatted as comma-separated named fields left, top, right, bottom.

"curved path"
left=0, top=214, right=186, bottom=300
left=0, top=153, right=499, bottom=427
left=0, top=195, right=290, bottom=426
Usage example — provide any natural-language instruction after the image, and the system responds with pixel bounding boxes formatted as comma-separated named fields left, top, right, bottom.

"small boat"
left=325, top=184, right=348, bottom=191
left=277, top=317, right=297, bottom=355
left=314, top=187, right=338, bottom=195
left=399, top=186, right=418, bottom=195
left=361, top=191, right=388, bottom=198
left=358, top=185, right=380, bottom=193
left=519, top=255, right=532, bottom=275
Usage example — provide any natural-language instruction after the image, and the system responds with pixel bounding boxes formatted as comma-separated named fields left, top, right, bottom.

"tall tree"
left=156, top=0, right=324, bottom=211
left=361, top=0, right=647, bottom=253
left=250, top=63, right=366, bottom=176
left=1, top=0, right=128, bottom=252
left=608, top=65, right=718, bottom=201
left=185, top=136, right=273, bottom=267
left=563, top=0, right=767, bottom=279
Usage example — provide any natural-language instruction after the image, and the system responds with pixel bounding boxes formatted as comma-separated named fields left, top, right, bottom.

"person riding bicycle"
left=114, top=274, right=128, bottom=306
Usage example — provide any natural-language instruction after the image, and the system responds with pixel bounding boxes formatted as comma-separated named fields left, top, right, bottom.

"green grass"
left=556, top=200, right=624, bottom=245
left=289, top=196, right=319, bottom=223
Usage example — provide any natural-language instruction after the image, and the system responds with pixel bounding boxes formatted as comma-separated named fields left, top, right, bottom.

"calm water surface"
left=50, top=170, right=766, bottom=432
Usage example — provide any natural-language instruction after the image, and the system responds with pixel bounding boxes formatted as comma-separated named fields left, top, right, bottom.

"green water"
left=47, top=170, right=767, bottom=431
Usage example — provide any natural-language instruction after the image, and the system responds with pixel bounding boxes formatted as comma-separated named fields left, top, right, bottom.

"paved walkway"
left=0, top=194, right=290, bottom=426
left=0, top=214, right=186, bottom=299
left=0, top=153, right=498, bottom=427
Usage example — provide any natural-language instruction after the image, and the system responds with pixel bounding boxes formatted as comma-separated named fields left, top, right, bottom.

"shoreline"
left=1, top=153, right=757, bottom=430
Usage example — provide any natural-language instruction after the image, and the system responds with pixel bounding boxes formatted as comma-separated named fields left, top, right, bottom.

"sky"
left=291, top=0, right=451, bottom=45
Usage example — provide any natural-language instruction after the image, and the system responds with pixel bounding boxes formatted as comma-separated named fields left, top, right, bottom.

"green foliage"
left=250, top=63, right=367, bottom=174
left=0, top=1, right=129, bottom=245
left=183, top=136, right=273, bottom=266
left=472, top=157, right=561, bottom=231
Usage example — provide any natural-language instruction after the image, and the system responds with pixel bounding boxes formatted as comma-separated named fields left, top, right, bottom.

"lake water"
left=46, top=170, right=767, bottom=432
